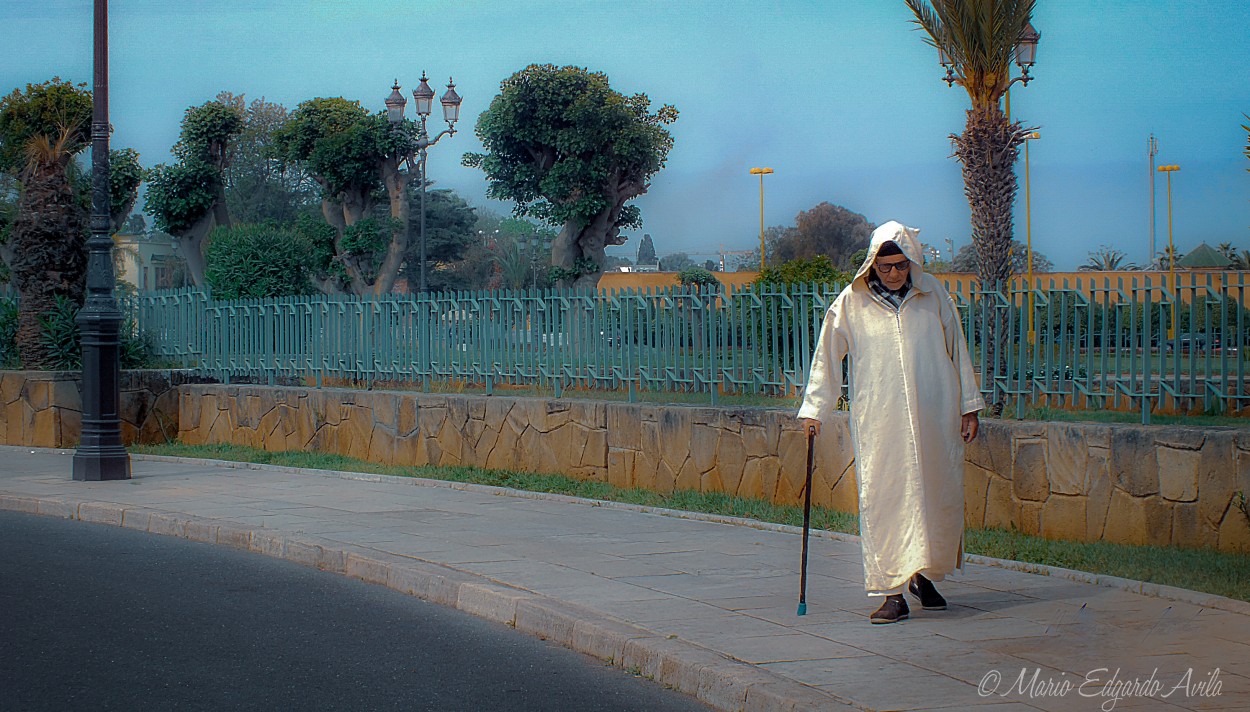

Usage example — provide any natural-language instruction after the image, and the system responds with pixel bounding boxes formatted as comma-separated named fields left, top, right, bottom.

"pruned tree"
left=145, top=100, right=244, bottom=286
left=465, top=64, right=678, bottom=288
left=271, top=97, right=416, bottom=295
left=906, top=0, right=1037, bottom=290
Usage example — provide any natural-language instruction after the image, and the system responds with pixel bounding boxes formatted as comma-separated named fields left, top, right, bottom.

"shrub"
left=204, top=222, right=319, bottom=299
left=677, top=266, right=721, bottom=288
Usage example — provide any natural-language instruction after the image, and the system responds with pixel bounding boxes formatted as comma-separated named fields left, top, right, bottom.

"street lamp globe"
left=1015, top=22, right=1040, bottom=68
left=413, top=73, right=435, bottom=116
left=385, top=80, right=407, bottom=124
left=441, top=79, right=462, bottom=125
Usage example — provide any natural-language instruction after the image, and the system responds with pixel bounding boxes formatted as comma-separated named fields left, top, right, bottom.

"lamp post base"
left=72, top=445, right=131, bottom=481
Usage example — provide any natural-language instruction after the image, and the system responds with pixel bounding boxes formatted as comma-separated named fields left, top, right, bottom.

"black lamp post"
left=385, top=73, right=462, bottom=293
left=73, top=0, right=130, bottom=480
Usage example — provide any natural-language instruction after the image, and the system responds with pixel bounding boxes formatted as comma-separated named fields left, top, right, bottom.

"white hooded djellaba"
left=798, top=221, right=984, bottom=596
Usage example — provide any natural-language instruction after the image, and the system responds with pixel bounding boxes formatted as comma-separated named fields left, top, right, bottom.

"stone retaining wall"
left=178, top=385, right=1250, bottom=553
left=0, top=370, right=208, bottom=447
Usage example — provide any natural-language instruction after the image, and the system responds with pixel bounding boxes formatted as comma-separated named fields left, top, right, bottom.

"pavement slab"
left=3, top=446, right=1249, bottom=712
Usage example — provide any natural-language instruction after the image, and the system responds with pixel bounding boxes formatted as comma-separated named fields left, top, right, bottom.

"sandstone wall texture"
left=177, top=385, right=1250, bottom=553
left=0, top=370, right=207, bottom=447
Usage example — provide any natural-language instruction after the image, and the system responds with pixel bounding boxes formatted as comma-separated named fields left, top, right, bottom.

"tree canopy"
left=769, top=202, right=873, bottom=269
left=1080, top=245, right=1137, bottom=271
left=216, top=92, right=318, bottom=226
left=465, top=64, right=677, bottom=287
left=0, top=78, right=92, bottom=175
left=636, top=233, right=657, bottom=266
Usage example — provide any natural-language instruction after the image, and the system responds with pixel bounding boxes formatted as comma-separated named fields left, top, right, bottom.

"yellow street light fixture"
left=1158, top=164, right=1180, bottom=340
left=749, top=167, right=774, bottom=271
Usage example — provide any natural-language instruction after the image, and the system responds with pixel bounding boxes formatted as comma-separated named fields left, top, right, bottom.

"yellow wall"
left=597, top=271, right=760, bottom=292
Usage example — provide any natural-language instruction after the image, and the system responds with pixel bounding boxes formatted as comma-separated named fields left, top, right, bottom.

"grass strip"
left=133, top=442, right=1250, bottom=602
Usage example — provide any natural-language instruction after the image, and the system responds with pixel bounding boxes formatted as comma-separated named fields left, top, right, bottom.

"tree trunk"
left=322, top=193, right=371, bottom=295
left=372, top=157, right=410, bottom=296
left=952, top=108, right=1025, bottom=411
left=10, top=160, right=87, bottom=368
left=952, top=108, right=1024, bottom=291
left=177, top=210, right=218, bottom=288
left=552, top=193, right=629, bottom=290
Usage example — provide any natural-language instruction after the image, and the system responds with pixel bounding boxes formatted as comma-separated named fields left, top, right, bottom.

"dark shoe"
left=908, top=573, right=947, bottom=610
left=870, top=595, right=909, bottom=624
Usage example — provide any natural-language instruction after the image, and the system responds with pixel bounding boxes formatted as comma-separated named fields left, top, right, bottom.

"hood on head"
left=853, top=220, right=926, bottom=288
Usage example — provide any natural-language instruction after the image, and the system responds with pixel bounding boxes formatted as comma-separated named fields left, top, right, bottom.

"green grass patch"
left=133, top=442, right=1250, bottom=602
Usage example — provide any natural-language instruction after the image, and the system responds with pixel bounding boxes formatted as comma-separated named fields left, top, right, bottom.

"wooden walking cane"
left=797, top=425, right=815, bottom=616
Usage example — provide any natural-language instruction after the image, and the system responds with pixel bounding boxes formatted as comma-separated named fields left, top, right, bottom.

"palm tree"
left=1079, top=245, right=1137, bottom=271
left=905, top=0, right=1037, bottom=290
left=9, top=128, right=88, bottom=368
left=1154, top=245, right=1184, bottom=270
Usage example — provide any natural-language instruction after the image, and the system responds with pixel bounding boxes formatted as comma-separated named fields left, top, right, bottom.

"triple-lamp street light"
left=1158, top=164, right=1180, bottom=339
left=748, top=167, right=773, bottom=271
left=386, top=73, right=463, bottom=293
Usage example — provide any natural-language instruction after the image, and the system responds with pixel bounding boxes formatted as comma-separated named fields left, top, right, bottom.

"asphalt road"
left=0, top=511, right=711, bottom=711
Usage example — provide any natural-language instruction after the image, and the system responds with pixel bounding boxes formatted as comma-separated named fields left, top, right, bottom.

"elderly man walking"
left=798, top=221, right=983, bottom=624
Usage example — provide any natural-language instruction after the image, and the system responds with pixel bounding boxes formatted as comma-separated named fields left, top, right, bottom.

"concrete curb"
left=131, top=452, right=1250, bottom=617
left=0, top=487, right=848, bottom=712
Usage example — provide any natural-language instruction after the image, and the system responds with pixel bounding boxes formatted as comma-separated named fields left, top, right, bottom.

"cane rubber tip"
left=797, top=602, right=807, bottom=616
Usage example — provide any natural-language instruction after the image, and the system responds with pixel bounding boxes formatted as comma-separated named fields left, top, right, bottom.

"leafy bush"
left=0, top=294, right=155, bottom=371
left=677, top=266, right=721, bottom=288
left=755, top=254, right=850, bottom=289
left=204, top=222, right=320, bottom=299
left=39, top=295, right=81, bottom=370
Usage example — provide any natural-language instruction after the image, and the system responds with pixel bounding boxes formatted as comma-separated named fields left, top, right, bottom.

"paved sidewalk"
left=2, top=447, right=1248, bottom=712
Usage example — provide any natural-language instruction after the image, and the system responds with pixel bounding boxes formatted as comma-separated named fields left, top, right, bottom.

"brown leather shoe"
left=870, top=594, right=909, bottom=624
left=908, top=573, right=947, bottom=610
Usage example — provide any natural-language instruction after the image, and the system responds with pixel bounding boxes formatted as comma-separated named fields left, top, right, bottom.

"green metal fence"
left=134, top=273, right=1250, bottom=421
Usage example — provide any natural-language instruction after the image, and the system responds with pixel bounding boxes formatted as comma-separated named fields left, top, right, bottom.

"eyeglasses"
left=874, top=260, right=910, bottom=274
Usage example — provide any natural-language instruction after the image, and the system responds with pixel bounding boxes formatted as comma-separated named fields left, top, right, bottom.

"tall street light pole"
left=1148, top=134, right=1159, bottom=266
left=385, top=73, right=463, bottom=293
left=74, top=0, right=130, bottom=481
left=748, top=167, right=773, bottom=271
left=1158, top=164, right=1180, bottom=339
left=1024, top=131, right=1039, bottom=344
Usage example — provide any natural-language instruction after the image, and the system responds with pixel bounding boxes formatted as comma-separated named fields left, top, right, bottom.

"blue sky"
left=3, top=0, right=1249, bottom=270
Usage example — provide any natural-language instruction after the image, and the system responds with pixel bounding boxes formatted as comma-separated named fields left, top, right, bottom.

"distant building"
left=114, top=231, right=188, bottom=291
left=1177, top=243, right=1232, bottom=271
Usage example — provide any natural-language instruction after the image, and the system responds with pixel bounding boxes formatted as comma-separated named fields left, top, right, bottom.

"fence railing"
left=133, top=273, right=1250, bottom=421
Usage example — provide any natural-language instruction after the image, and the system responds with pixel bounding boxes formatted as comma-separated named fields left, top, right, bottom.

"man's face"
left=874, top=254, right=911, bottom=291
